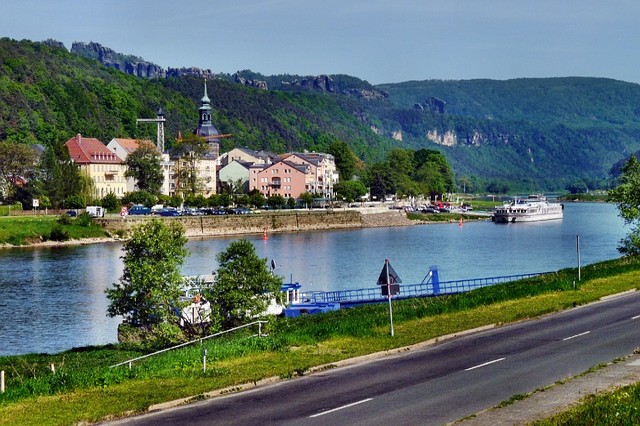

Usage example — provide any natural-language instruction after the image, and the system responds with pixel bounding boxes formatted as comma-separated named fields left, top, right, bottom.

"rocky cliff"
left=70, top=41, right=214, bottom=79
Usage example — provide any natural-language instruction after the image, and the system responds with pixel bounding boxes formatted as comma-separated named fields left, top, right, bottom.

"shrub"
left=76, top=212, right=93, bottom=227
left=49, top=225, right=70, bottom=241
left=57, top=214, right=72, bottom=225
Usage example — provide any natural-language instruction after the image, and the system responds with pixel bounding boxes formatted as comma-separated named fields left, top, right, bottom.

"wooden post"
left=50, top=363, right=55, bottom=374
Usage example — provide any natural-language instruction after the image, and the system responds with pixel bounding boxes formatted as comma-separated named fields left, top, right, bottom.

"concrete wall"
left=95, top=210, right=369, bottom=237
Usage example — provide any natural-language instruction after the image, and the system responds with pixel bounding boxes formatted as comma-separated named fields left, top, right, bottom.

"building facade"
left=107, top=138, right=175, bottom=196
left=280, top=152, right=338, bottom=199
left=252, top=160, right=308, bottom=198
left=65, top=134, right=127, bottom=198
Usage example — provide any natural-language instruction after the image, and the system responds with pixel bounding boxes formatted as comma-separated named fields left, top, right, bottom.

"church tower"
left=194, top=79, right=220, bottom=158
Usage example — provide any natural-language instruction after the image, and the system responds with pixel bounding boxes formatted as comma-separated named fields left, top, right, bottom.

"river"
left=0, top=203, right=627, bottom=356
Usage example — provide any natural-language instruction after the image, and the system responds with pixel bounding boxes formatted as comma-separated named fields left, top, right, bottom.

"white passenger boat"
left=492, top=195, right=563, bottom=223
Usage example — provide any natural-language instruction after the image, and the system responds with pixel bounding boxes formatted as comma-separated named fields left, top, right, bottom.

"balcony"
left=270, top=179, right=282, bottom=188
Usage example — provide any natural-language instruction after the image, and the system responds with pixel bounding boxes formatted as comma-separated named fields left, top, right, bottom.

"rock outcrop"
left=414, top=96, right=447, bottom=114
left=70, top=41, right=213, bottom=79
left=281, top=74, right=335, bottom=92
left=234, top=73, right=268, bottom=90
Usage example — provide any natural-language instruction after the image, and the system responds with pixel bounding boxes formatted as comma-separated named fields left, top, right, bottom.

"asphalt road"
left=107, top=291, right=640, bottom=425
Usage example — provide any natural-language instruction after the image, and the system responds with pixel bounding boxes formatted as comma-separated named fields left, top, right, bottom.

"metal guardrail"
left=301, top=272, right=549, bottom=305
left=109, top=320, right=268, bottom=369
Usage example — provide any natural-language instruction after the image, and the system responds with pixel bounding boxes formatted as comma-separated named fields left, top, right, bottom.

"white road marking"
left=563, top=331, right=590, bottom=341
left=465, top=357, right=505, bottom=371
left=632, top=315, right=640, bottom=320
left=309, top=398, right=373, bottom=418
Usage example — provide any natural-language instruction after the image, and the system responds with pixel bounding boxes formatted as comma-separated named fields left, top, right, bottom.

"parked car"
left=158, top=207, right=180, bottom=217
left=232, top=208, right=252, bottom=214
left=128, top=205, right=151, bottom=215
left=65, top=210, right=77, bottom=217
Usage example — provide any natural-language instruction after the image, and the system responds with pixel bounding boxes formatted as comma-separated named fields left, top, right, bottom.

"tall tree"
left=0, top=142, right=38, bottom=200
left=608, top=155, right=640, bottom=255
left=328, top=140, right=359, bottom=180
left=204, top=240, right=282, bottom=329
left=106, top=220, right=189, bottom=330
left=172, top=133, right=209, bottom=197
left=125, top=141, right=164, bottom=194
left=334, top=180, right=367, bottom=203
left=39, top=143, right=88, bottom=207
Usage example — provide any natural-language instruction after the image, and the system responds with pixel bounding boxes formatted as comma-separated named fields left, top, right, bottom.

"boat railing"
left=300, top=272, right=548, bottom=305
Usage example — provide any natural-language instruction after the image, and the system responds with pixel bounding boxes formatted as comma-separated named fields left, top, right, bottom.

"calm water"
left=0, top=203, right=627, bottom=356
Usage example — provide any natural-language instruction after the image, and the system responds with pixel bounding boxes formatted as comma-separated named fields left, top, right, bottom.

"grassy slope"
left=0, top=216, right=108, bottom=245
left=1, top=257, right=639, bottom=425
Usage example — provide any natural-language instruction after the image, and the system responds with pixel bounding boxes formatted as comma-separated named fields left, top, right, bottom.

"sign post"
left=377, top=259, right=401, bottom=336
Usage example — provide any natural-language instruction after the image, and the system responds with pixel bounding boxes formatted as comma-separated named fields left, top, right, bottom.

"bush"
left=49, top=225, right=70, bottom=241
left=57, top=214, right=72, bottom=225
left=76, top=212, right=93, bottom=227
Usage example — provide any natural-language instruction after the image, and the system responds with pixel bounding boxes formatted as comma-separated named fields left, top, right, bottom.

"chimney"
left=77, top=134, right=82, bottom=144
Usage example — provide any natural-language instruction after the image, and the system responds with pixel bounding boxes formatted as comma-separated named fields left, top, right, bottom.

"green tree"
left=204, top=240, right=282, bottom=329
left=172, top=134, right=209, bottom=197
left=267, top=194, right=286, bottom=209
left=101, top=192, right=119, bottom=212
left=248, top=190, right=266, bottom=209
left=364, top=162, right=397, bottom=200
left=608, top=156, right=640, bottom=255
left=106, top=220, right=189, bottom=331
left=299, top=191, right=314, bottom=208
left=125, top=141, right=164, bottom=194
left=328, top=140, right=359, bottom=180
left=0, top=142, right=38, bottom=200
left=334, top=180, right=367, bottom=203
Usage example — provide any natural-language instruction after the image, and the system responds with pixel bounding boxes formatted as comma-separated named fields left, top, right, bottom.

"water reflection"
left=0, top=203, right=627, bottom=356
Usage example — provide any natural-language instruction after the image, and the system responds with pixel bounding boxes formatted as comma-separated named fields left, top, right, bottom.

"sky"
left=2, top=0, right=640, bottom=85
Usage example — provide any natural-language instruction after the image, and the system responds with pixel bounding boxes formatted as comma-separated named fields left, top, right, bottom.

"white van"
left=86, top=206, right=105, bottom=217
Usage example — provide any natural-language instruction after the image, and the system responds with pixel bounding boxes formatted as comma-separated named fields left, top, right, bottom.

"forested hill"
left=3, top=36, right=640, bottom=191
left=367, top=78, right=640, bottom=190
left=0, top=38, right=393, bottom=163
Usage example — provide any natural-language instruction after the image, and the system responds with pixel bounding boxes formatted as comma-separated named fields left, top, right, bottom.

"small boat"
left=492, top=194, right=563, bottom=223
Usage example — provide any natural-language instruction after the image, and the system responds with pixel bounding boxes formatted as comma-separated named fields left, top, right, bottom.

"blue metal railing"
left=300, top=272, right=548, bottom=306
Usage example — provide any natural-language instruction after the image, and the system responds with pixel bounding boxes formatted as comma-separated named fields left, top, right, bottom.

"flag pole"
left=386, top=259, right=394, bottom=336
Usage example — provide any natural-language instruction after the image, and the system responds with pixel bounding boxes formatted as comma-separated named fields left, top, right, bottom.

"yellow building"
left=65, top=134, right=127, bottom=198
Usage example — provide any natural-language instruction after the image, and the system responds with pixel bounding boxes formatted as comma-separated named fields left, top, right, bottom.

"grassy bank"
left=1, top=257, right=640, bottom=425
left=0, top=215, right=109, bottom=246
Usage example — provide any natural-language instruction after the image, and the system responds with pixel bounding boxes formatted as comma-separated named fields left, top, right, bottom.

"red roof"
left=65, top=134, right=122, bottom=164
left=112, top=138, right=152, bottom=154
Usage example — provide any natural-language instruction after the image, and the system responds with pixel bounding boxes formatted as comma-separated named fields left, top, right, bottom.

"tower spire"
left=201, top=78, right=210, bottom=104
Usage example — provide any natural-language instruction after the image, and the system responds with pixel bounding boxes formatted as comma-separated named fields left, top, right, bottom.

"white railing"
left=109, top=320, right=268, bottom=369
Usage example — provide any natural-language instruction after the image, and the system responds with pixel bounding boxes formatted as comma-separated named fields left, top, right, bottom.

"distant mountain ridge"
left=4, top=37, right=640, bottom=191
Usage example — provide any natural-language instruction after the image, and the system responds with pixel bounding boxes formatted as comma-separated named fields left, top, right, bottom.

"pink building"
left=279, top=152, right=338, bottom=198
left=253, top=160, right=308, bottom=198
